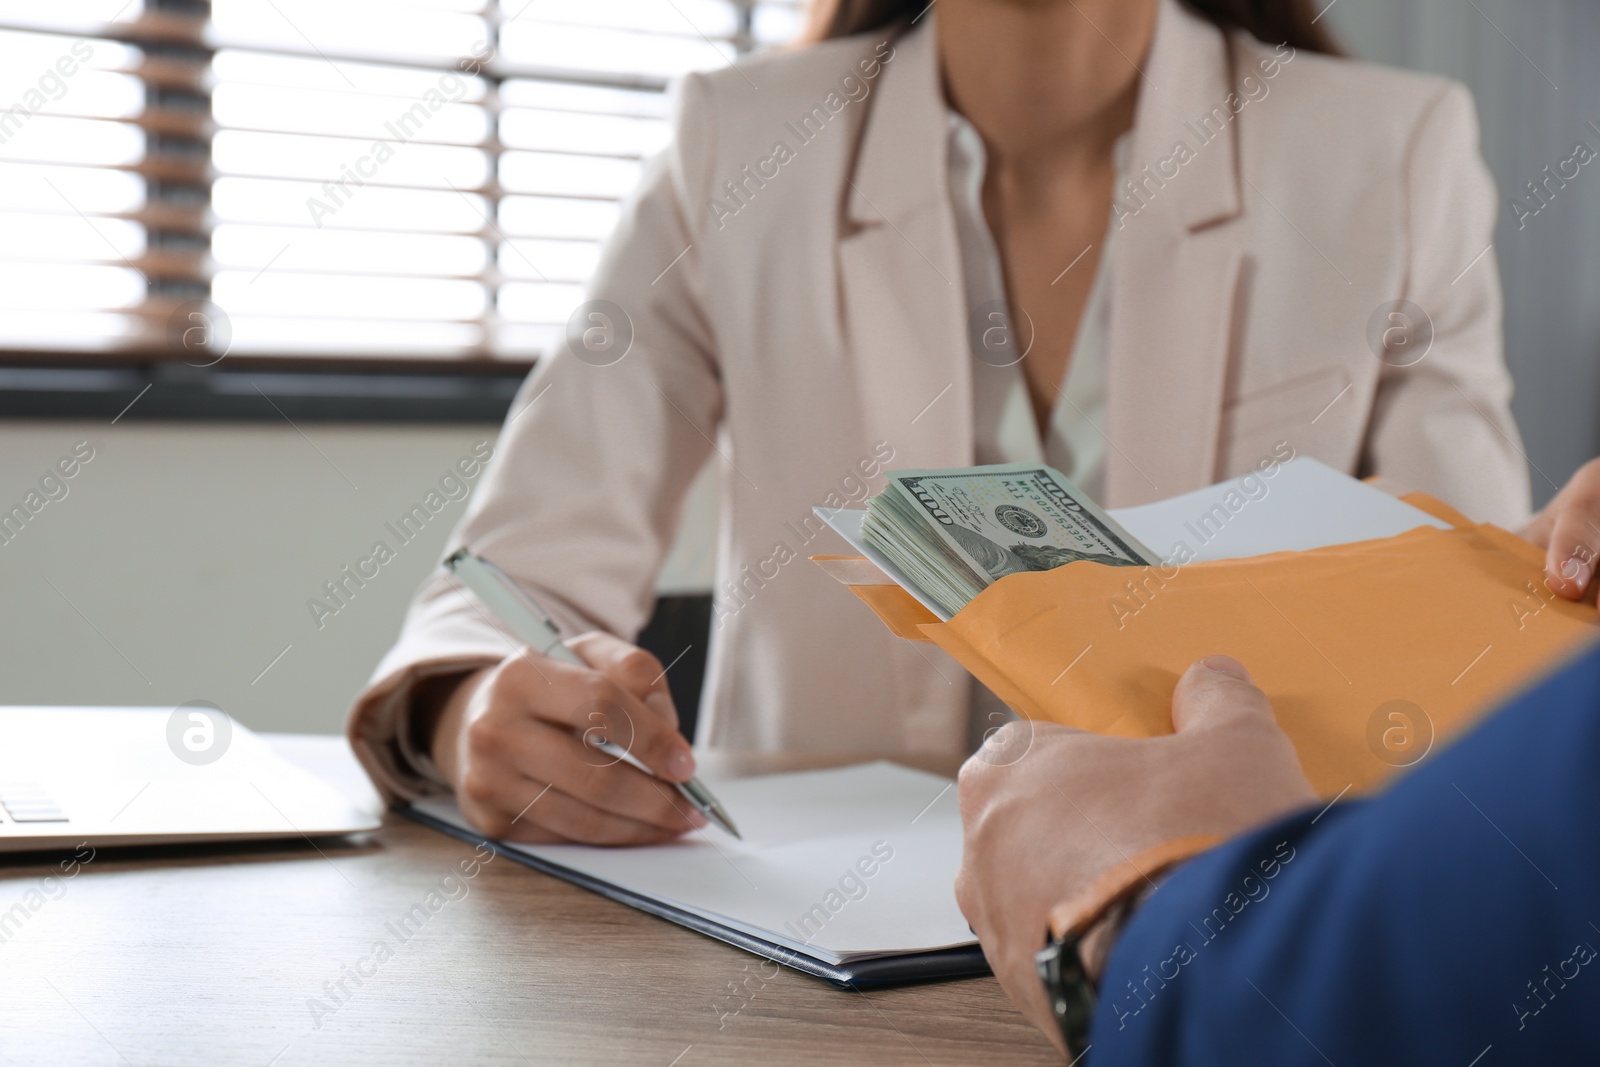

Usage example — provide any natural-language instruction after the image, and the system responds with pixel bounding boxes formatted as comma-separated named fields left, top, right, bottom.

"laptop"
left=0, top=705, right=379, bottom=853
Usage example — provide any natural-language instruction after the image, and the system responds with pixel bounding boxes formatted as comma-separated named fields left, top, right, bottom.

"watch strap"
left=1035, top=834, right=1222, bottom=1060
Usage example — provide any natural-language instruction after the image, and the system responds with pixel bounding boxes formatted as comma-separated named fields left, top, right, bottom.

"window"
left=0, top=3, right=156, bottom=356
left=0, top=0, right=802, bottom=418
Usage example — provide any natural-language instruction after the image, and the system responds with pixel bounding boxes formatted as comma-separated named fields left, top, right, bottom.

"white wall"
left=0, top=420, right=715, bottom=735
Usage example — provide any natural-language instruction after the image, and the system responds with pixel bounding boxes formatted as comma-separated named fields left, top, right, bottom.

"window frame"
left=0, top=0, right=767, bottom=422
left=0, top=355, right=529, bottom=422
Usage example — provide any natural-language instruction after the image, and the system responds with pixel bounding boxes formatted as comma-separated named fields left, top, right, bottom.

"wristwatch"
left=1035, top=835, right=1222, bottom=1058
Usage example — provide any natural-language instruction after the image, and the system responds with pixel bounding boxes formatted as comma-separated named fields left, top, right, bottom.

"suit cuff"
left=347, top=656, right=498, bottom=804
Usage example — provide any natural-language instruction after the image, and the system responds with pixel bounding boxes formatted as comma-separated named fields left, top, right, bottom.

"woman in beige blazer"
left=349, top=0, right=1532, bottom=843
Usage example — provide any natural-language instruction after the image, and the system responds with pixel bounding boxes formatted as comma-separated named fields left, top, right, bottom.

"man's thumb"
left=1171, top=655, right=1274, bottom=732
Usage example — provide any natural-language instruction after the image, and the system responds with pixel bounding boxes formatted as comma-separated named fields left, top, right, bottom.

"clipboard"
left=402, top=806, right=989, bottom=987
left=400, top=761, right=991, bottom=988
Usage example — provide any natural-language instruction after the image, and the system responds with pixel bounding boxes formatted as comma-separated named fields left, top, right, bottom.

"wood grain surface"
left=0, top=750, right=1060, bottom=1066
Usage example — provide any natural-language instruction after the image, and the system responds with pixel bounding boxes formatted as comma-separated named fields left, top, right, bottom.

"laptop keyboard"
left=0, top=782, right=68, bottom=823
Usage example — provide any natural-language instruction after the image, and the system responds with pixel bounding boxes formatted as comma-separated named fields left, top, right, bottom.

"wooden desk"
left=0, top=740, right=1059, bottom=1065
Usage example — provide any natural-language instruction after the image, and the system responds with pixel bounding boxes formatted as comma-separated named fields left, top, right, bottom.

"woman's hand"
left=430, top=632, right=707, bottom=845
left=1521, top=457, right=1600, bottom=605
left=954, top=656, right=1316, bottom=1050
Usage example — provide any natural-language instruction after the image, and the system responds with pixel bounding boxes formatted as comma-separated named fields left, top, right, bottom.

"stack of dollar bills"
left=861, top=463, right=1156, bottom=617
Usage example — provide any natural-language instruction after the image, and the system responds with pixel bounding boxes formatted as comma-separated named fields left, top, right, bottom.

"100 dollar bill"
left=863, top=464, right=1154, bottom=615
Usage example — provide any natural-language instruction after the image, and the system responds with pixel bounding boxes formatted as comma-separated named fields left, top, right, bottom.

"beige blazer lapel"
left=1104, top=0, right=1247, bottom=506
left=836, top=20, right=974, bottom=470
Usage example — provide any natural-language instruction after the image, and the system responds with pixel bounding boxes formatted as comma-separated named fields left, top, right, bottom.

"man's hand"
left=430, top=632, right=707, bottom=845
left=955, top=656, right=1317, bottom=1050
left=1521, top=456, right=1600, bottom=604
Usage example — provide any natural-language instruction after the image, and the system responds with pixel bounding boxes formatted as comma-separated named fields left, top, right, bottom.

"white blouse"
left=946, top=110, right=1122, bottom=744
left=946, top=110, right=1116, bottom=497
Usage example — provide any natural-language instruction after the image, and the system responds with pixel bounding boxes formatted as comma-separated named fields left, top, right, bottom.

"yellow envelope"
left=816, top=495, right=1597, bottom=796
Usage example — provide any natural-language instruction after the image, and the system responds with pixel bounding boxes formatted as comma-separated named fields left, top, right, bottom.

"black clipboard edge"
left=401, top=805, right=990, bottom=988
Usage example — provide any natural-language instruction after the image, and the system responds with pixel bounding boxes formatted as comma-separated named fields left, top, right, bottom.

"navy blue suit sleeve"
left=1092, top=643, right=1600, bottom=1066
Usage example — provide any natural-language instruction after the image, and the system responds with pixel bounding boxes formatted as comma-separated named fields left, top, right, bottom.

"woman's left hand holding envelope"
left=1521, top=457, right=1600, bottom=608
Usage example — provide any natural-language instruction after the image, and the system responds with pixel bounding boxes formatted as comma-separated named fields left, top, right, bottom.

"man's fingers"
left=1544, top=509, right=1599, bottom=601
left=568, top=631, right=680, bottom=728
left=1170, top=655, right=1274, bottom=732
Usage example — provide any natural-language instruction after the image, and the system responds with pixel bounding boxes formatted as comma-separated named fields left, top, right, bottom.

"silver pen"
left=444, top=548, right=741, bottom=839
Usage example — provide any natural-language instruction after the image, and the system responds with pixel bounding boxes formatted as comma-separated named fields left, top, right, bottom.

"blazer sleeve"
left=1090, top=643, right=1600, bottom=1066
left=345, top=73, right=724, bottom=803
left=1360, top=81, right=1532, bottom=528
